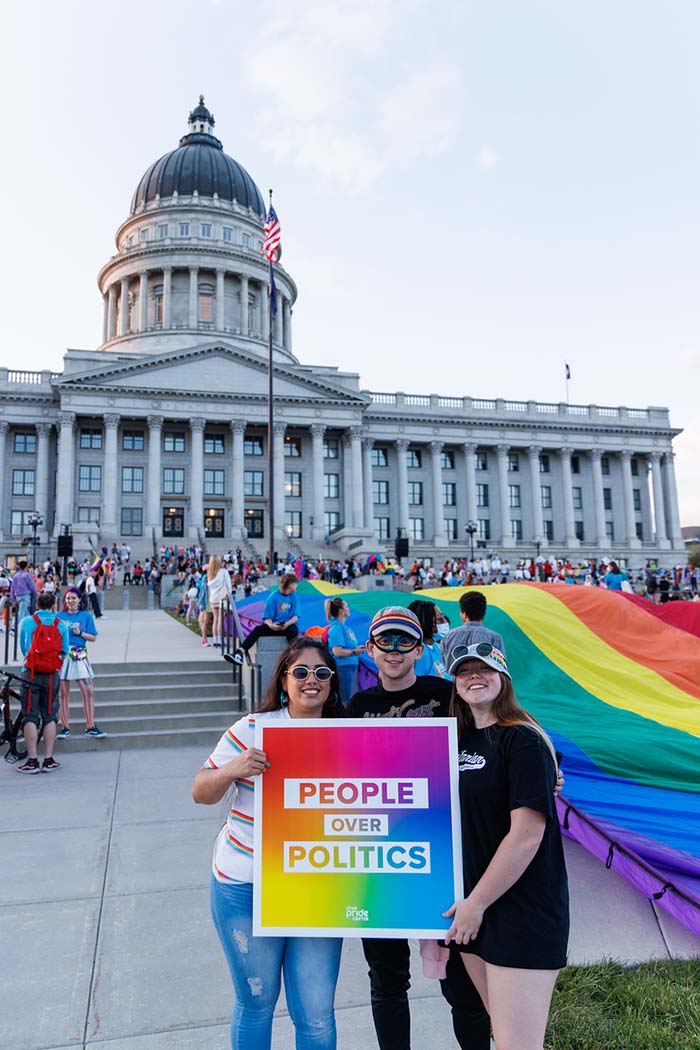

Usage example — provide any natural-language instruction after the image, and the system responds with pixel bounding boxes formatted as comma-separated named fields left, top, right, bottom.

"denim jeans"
left=210, top=876, right=342, bottom=1049
left=337, top=665, right=357, bottom=707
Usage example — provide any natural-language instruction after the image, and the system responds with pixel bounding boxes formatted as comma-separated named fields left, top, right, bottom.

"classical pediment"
left=57, top=343, right=368, bottom=406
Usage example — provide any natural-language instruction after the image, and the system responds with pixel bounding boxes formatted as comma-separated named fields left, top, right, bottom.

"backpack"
left=25, top=615, right=64, bottom=674
left=306, top=625, right=331, bottom=644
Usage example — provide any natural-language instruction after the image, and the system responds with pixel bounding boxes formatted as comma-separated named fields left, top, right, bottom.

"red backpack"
left=25, top=615, right=64, bottom=674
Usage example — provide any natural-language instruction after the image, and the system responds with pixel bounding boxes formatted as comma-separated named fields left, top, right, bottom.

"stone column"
left=102, top=295, right=108, bottom=344
left=362, top=436, right=375, bottom=531
left=146, top=415, right=163, bottom=531
left=107, top=284, right=117, bottom=340
left=648, top=451, right=668, bottom=546
left=430, top=441, right=446, bottom=545
left=55, top=412, right=76, bottom=531
left=559, top=447, right=579, bottom=546
left=463, top=442, right=478, bottom=527
left=496, top=444, right=513, bottom=547
left=273, top=421, right=286, bottom=543
left=189, top=417, right=206, bottom=536
left=119, top=278, right=129, bottom=336
left=661, top=451, right=684, bottom=548
left=216, top=269, right=225, bottom=330
left=261, top=281, right=270, bottom=342
left=34, top=423, right=52, bottom=528
left=589, top=449, right=608, bottom=547
left=395, top=438, right=410, bottom=535
left=162, top=267, right=172, bottom=328
left=527, top=445, right=545, bottom=545
left=349, top=427, right=364, bottom=529
left=101, top=414, right=120, bottom=535
left=283, top=297, right=292, bottom=352
left=240, top=275, right=249, bottom=334
left=0, top=422, right=8, bottom=538
left=230, top=420, right=245, bottom=538
left=311, top=424, right=326, bottom=541
left=139, top=271, right=148, bottom=331
left=620, top=450, right=640, bottom=546
left=274, top=295, right=283, bottom=345
left=189, top=267, right=199, bottom=328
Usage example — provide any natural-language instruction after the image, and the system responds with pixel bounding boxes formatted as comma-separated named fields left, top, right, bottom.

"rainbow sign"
left=253, top=719, right=463, bottom=937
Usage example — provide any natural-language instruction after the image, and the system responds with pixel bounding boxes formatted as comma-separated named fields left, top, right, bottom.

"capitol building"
left=0, top=99, right=686, bottom=566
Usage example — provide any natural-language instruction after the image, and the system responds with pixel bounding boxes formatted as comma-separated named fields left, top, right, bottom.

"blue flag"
left=270, top=262, right=277, bottom=316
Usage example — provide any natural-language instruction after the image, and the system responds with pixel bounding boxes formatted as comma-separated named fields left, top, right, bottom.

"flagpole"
left=267, top=189, right=275, bottom=577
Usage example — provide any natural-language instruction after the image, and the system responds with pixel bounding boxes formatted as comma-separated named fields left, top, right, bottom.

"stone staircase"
left=54, top=660, right=245, bottom=752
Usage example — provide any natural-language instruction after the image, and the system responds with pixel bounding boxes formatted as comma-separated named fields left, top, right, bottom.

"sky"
left=2, top=0, right=699, bottom=525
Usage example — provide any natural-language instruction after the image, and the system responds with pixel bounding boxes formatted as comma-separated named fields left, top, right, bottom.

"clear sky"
left=3, top=0, right=699, bottom=525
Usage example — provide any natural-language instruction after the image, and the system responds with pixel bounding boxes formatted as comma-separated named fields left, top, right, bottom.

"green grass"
left=165, top=608, right=208, bottom=638
left=546, top=960, right=700, bottom=1049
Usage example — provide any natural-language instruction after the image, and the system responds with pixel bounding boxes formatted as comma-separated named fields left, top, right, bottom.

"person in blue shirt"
left=325, top=596, right=364, bottom=704
left=603, top=561, right=629, bottom=592
left=16, top=590, right=71, bottom=773
left=409, top=599, right=451, bottom=679
left=233, top=574, right=300, bottom=663
left=56, top=587, right=105, bottom=739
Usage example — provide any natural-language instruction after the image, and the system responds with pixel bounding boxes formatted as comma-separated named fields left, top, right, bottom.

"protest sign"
left=253, top=718, right=462, bottom=937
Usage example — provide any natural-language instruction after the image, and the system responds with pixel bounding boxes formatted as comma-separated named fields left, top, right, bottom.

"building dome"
left=130, top=96, right=266, bottom=217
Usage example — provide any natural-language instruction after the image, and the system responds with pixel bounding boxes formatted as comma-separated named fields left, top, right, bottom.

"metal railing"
left=221, top=598, right=262, bottom=712
left=3, top=604, right=20, bottom=665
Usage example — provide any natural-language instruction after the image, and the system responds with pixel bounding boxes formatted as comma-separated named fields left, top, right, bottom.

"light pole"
left=534, top=535, right=542, bottom=579
left=465, top=521, right=477, bottom=562
left=28, top=511, right=43, bottom=570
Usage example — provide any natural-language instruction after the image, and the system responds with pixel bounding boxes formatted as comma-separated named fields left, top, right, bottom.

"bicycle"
left=0, top=669, right=45, bottom=764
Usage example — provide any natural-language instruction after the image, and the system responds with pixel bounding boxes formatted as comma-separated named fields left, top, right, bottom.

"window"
left=511, top=519, right=522, bottom=541
left=635, top=521, right=643, bottom=540
left=323, top=438, right=339, bottom=459
left=409, top=518, right=425, bottom=541
left=324, top=473, right=339, bottom=499
left=633, top=488, right=641, bottom=512
left=572, top=486, right=583, bottom=511
left=325, top=511, right=340, bottom=533
left=475, top=450, right=488, bottom=470
left=631, top=457, right=639, bottom=477
left=284, top=511, right=302, bottom=538
left=121, top=466, right=144, bottom=493
left=14, top=432, right=36, bottom=454
left=10, top=510, right=33, bottom=534
left=126, top=235, right=133, bottom=248
left=200, top=223, right=212, bottom=238
left=541, top=485, right=552, bottom=509
left=80, top=428, right=102, bottom=449
left=442, top=483, right=456, bottom=506
left=284, top=436, right=302, bottom=457
left=374, top=516, right=390, bottom=540
left=204, top=469, right=225, bottom=496
left=244, top=436, right=264, bottom=456
left=476, top=483, right=489, bottom=508
left=571, top=455, right=580, bottom=474
left=601, top=456, right=610, bottom=475
left=244, top=471, right=264, bottom=497
left=284, top=471, right=302, bottom=498
left=121, top=508, right=143, bottom=536
left=408, top=482, right=423, bottom=506
left=478, top=519, right=490, bottom=542
left=163, top=468, right=185, bottom=494
left=139, top=228, right=149, bottom=242
left=122, top=429, right=144, bottom=451
left=157, top=224, right=168, bottom=239
left=544, top=519, right=554, bottom=541
left=444, top=518, right=458, bottom=541
left=373, top=480, right=389, bottom=504
left=204, top=509, right=225, bottom=537
left=204, top=434, right=225, bottom=454
left=508, top=485, right=521, bottom=509
left=603, top=487, right=612, bottom=511
left=606, top=521, right=615, bottom=541
left=575, top=520, right=585, bottom=541
left=77, top=507, right=100, bottom=524
left=539, top=454, right=550, bottom=473
left=223, top=226, right=234, bottom=243
left=441, top=450, right=455, bottom=470
left=242, top=233, right=252, bottom=248
left=163, top=432, right=186, bottom=453
left=78, top=465, right=101, bottom=492
left=179, top=222, right=190, bottom=237
left=407, top=449, right=422, bottom=469
left=199, top=288, right=214, bottom=323
left=507, top=452, right=519, bottom=472
left=371, top=447, right=388, bottom=468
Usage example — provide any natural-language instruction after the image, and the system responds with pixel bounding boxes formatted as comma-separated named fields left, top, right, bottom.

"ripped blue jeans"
left=210, top=876, right=343, bottom=1049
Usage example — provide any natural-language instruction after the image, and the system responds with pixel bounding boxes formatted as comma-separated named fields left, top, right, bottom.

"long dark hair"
left=257, top=637, right=344, bottom=718
left=408, top=599, right=437, bottom=642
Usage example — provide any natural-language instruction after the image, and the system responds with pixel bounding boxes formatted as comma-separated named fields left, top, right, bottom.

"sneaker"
left=200, top=638, right=210, bottom=647
left=42, top=756, right=61, bottom=772
left=230, top=649, right=244, bottom=665
left=57, top=727, right=71, bottom=739
left=17, top=757, right=41, bottom=774
left=85, top=726, right=107, bottom=738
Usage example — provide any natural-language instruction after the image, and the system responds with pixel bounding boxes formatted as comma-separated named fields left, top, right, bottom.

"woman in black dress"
left=443, top=642, right=569, bottom=1050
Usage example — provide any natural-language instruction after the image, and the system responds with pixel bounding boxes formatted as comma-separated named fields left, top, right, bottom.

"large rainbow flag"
left=236, top=581, right=700, bottom=935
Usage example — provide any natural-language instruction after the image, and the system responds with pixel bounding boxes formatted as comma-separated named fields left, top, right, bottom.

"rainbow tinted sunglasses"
left=371, top=632, right=420, bottom=654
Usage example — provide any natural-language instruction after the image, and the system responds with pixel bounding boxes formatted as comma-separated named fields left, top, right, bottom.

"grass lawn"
left=546, top=959, right=700, bottom=1048
left=165, top=608, right=208, bottom=637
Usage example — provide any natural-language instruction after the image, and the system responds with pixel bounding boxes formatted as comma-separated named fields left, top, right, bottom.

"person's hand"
left=224, top=747, right=268, bottom=779
left=554, top=767, right=565, bottom=796
left=443, top=897, right=484, bottom=945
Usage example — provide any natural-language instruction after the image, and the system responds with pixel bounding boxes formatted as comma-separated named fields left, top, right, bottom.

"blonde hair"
left=450, top=675, right=558, bottom=769
left=207, top=555, right=222, bottom=581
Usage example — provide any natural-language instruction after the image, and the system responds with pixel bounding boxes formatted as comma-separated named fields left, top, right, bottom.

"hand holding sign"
left=443, top=896, right=484, bottom=944
left=224, top=747, right=268, bottom=779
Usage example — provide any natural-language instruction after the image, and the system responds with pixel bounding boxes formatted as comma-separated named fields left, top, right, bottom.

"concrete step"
left=58, top=710, right=239, bottom=736
left=95, top=683, right=234, bottom=701
left=63, top=696, right=235, bottom=719
left=53, top=724, right=240, bottom=751
left=91, top=661, right=230, bottom=675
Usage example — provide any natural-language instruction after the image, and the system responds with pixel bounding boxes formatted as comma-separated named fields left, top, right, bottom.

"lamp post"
left=465, top=520, right=477, bottom=562
left=28, top=511, right=43, bottom=570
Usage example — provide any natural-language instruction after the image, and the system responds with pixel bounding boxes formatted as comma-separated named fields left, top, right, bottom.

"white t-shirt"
left=205, top=707, right=292, bottom=883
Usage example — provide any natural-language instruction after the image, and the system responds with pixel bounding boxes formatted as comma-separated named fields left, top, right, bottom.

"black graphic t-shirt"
left=346, top=676, right=452, bottom=719
left=456, top=723, right=569, bottom=969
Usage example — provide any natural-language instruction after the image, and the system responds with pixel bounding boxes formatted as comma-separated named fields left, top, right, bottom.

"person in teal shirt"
left=409, top=599, right=451, bottom=679
left=325, top=596, right=364, bottom=704
left=234, top=574, right=300, bottom=663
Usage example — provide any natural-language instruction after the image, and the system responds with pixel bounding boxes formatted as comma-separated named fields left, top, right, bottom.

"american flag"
left=262, top=205, right=281, bottom=262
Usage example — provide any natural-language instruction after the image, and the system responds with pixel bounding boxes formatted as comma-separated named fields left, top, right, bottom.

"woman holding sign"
left=443, top=642, right=569, bottom=1050
left=192, top=638, right=344, bottom=1050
